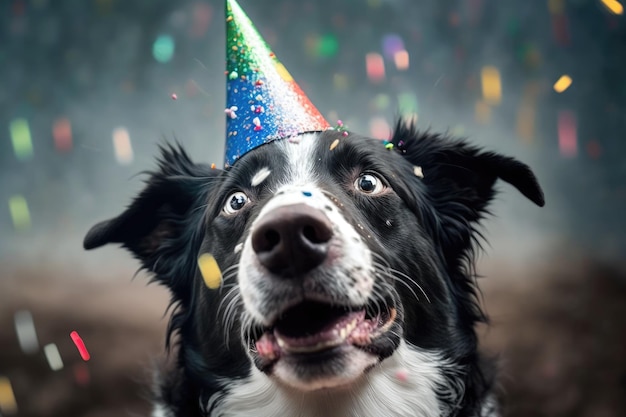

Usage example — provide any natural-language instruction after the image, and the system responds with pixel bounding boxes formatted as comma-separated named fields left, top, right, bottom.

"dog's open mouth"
left=254, top=301, right=396, bottom=361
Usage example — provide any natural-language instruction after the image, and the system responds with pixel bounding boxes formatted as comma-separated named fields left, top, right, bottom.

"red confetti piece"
left=551, top=14, right=570, bottom=46
left=587, top=140, right=602, bottom=159
left=366, top=53, right=385, bottom=83
left=558, top=111, right=577, bottom=158
left=73, top=362, right=90, bottom=386
left=53, top=118, right=73, bottom=152
left=70, top=331, right=90, bottom=361
left=171, top=93, right=178, bottom=100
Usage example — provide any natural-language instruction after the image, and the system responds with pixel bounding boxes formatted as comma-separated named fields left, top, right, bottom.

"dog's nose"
left=252, top=204, right=333, bottom=276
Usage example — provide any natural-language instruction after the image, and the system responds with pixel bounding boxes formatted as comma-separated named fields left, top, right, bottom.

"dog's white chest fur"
left=203, top=341, right=460, bottom=417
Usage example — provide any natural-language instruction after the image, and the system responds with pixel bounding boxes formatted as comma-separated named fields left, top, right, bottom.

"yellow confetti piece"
left=0, top=377, right=17, bottom=415
left=553, top=75, right=572, bottom=93
left=480, top=66, right=502, bottom=105
left=475, top=100, right=491, bottom=124
left=548, top=0, right=566, bottom=14
left=112, top=127, right=133, bottom=165
left=8, top=195, right=31, bottom=231
left=329, top=138, right=340, bottom=151
left=198, top=253, right=222, bottom=289
left=413, top=166, right=424, bottom=178
left=602, top=0, right=624, bottom=15
left=333, top=73, right=349, bottom=91
left=9, top=118, right=33, bottom=161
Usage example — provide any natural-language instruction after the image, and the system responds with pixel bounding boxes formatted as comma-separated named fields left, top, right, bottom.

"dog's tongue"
left=273, top=310, right=365, bottom=353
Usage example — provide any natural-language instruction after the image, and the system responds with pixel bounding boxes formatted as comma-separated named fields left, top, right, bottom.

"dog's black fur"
left=84, top=120, right=544, bottom=416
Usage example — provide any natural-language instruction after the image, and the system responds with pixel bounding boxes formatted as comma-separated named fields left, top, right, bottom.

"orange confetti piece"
left=329, top=138, right=340, bottom=151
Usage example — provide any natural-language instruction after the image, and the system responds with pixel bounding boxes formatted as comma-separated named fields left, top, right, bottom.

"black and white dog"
left=84, top=120, right=544, bottom=417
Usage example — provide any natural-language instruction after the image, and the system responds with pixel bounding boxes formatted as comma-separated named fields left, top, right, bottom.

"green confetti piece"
left=397, top=92, right=419, bottom=116
left=10, top=118, right=33, bottom=161
left=316, top=34, right=339, bottom=58
left=153, top=35, right=175, bottom=63
left=374, top=94, right=391, bottom=111
left=9, top=195, right=31, bottom=231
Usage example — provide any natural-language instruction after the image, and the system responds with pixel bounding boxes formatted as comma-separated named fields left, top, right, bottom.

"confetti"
left=73, top=363, right=90, bottom=386
left=366, top=53, right=385, bottom=82
left=395, top=369, right=409, bottom=383
left=551, top=14, right=570, bottom=46
left=14, top=310, right=38, bottom=353
left=315, top=34, right=339, bottom=57
left=333, top=73, right=349, bottom=90
left=198, top=253, right=222, bottom=289
left=558, top=110, right=577, bottom=157
left=413, top=166, right=424, bottom=178
left=8, top=195, right=31, bottom=231
left=587, top=140, right=602, bottom=159
left=9, top=118, right=33, bottom=161
left=234, top=242, right=244, bottom=254
left=211, top=163, right=217, bottom=169
left=369, top=117, right=390, bottom=139
left=171, top=93, right=178, bottom=100
left=70, top=330, right=91, bottom=361
left=553, top=75, right=572, bottom=93
left=373, top=94, right=391, bottom=111
left=329, top=138, right=340, bottom=150
left=397, top=92, right=419, bottom=118
left=0, top=377, right=18, bottom=415
left=481, top=66, right=502, bottom=105
left=112, top=127, right=133, bottom=165
left=302, top=191, right=312, bottom=197
left=547, top=0, right=565, bottom=14
left=43, top=343, right=64, bottom=371
left=53, top=118, right=72, bottom=152
left=601, top=0, right=623, bottom=15
left=251, top=167, right=271, bottom=186
left=382, top=34, right=405, bottom=59
left=189, top=2, right=213, bottom=38
left=153, top=34, right=175, bottom=63
left=394, top=50, right=409, bottom=71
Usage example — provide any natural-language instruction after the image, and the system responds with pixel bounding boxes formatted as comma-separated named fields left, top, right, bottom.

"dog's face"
left=84, top=123, right=544, bottom=399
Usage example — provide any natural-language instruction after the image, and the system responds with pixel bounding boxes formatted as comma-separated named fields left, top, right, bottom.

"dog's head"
left=84, top=121, right=544, bottom=395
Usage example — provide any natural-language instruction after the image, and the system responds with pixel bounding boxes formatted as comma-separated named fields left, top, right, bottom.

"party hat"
left=224, top=0, right=331, bottom=167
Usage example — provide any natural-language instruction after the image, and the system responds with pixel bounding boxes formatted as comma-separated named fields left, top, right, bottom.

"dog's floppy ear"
left=392, top=120, right=544, bottom=255
left=84, top=144, right=222, bottom=294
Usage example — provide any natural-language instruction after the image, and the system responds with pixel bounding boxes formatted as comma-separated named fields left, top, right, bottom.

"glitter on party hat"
left=224, top=0, right=331, bottom=167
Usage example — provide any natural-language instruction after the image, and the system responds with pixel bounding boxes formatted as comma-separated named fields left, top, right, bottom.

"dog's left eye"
left=223, top=192, right=249, bottom=214
left=354, top=173, right=385, bottom=195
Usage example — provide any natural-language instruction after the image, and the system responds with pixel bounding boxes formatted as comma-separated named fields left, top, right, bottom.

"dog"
left=83, top=120, right=544, bottom=417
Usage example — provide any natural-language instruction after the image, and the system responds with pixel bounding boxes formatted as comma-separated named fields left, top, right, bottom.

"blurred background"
left=1, top=0, right=625, bottom=416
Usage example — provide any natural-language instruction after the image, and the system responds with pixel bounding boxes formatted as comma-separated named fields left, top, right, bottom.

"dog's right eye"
left=223, top=192, right=249, bottom=215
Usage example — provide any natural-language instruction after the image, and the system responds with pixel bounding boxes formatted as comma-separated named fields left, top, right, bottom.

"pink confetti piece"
left=558, top=110, right=577, bottom=158
left=70, top=330, right=90, bottom=361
